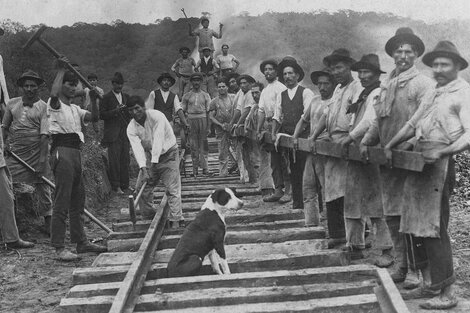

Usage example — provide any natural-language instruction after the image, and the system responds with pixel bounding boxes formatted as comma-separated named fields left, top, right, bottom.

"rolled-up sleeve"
left=145, top=91, right=155, bottom=110
left=272, top=90, right=282, bottom=123
left=127, top=123, right=147, bottom=168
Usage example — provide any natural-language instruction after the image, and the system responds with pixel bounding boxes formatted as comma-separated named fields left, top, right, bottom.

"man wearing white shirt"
left=127, top=95, right=184, bottom=228
left=216, top=44, right=240, bottom=77
left=196, top=47, right=219, bottom=98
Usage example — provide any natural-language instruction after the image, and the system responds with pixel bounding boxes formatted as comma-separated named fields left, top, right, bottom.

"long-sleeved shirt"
left=349, top=88, right=380, bottom=141
left=301, top=96, right=331, bottom=139
left=273, top=84, right=315, bottom=124
left=258, top=80, right=287, bottom=120
left=196, top=57, right=219, bottom=74
left=145, top=89, right=182, bottom=113
left=46, top=98, right=88, bottom=142
left=127, top=109, right=177, bottom=168
left=407, top=78, right=470, bottom=145
left=182, top=90, right=211, bottom=119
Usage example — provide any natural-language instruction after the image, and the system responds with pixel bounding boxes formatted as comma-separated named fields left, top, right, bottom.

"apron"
left=400, top=141, right=452, bottom=238
left=323, top=134, right=348, bottom=202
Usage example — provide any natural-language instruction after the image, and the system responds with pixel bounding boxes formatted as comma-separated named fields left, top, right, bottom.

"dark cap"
left=351, top=54, right=385, bottom=74
left=17, top=70, right=45, bottom=87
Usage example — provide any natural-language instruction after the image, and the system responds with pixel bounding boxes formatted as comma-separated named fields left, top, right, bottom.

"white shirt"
left=46, top=98, right=88, bottom=142
left=112, top=91, right=123, bottom=105
left=258, top=80, right=287, bottom=119
left=145, top=89, right=182, bottom=113
left=127, top=109, right=177, bottom=168
left=273, top=85, right=315, bottom=124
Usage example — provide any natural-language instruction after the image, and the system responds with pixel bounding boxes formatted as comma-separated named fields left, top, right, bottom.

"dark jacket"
left=99, top=91, right=131, bottom=143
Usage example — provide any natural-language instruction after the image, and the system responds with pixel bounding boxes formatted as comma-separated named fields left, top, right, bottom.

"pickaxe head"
left=23, top=25, right=48, bottom=51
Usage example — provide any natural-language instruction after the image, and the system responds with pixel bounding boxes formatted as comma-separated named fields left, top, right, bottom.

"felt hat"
left=423, top=40, right=468, bottom=70
left=236, top=74, right=255, bottom=85
left=277, top=56, right=304, bottom=83
left=16, top=70, right=44, bottom=86
left=323, top=48, right=356, bottom=67
left=111, top=72, right=125, bottom=84
left=385, top=27, right=425, bottom=57
left=200, top=16, right=209, bottom=24
left=351, top=54, right=386, bottom=74
left=201, top=46, right=212, bottom=52
left=157, top=72, right=176, bottom=86
left=179, top=46, right=191, bottom=54
left=259, top=59, right=278, bottom=74
left=310, top=68, right=334, bottom=85
left=190, top=72, right=203, bottom=81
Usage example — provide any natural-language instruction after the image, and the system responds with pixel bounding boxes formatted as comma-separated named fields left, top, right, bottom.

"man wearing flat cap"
left=360, top=27, right=433, bottom=287
left=171, top=47, right=196, bottom=100
left=2, top=70, right=52, bottom=235
left=311, top=49, right=363, bottom=249
left=100, top=72, right=131, bottom=194
left=293, top=68, right=336, bottom=226
left=273, top=57, right=315, bottom=210
left=189, top=16, right=223, bottom=59
left=336, top=55, right=393, bottom=265
left=384, top=40, right=469, bottom=310
left=196, top=47, right=219, bottom=98
left=182, top=72, right=212, bottom=177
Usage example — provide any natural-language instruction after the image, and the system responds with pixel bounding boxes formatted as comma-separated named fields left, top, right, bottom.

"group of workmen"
left=0, top=16, right=469, bottom=310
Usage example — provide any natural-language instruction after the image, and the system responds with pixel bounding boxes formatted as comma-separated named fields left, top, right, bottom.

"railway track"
left=59, top=138, right=409, bottom=313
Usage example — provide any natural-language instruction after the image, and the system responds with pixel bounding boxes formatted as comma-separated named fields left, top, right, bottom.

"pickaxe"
left=8, top=150, right=112, bottom=234
left=181, top=8, right=188, bottom=19
left=23, top=25, right=103, bottom=99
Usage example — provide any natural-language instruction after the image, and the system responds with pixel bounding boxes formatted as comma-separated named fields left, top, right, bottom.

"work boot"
left=278, top=183, right=292, bottom=204
left=76, top=241, right=107, bottom=254
left=113, top=187, right=124, bottom=195
left=6, top=239, right=35, bottom=249
left=374, top=249, right=394, bottom=268
left=327, top=237, right=346, bottom=249
left=400, top=285, right=439, bottom=300
left=261, top=188, right=274, bottom=197
left=55, top=249, right=81, bottom=262
left=390, top=267, right=407, bottom=283
left=44, top=215, right=52, bottom=236
left=342, top=246, right=365, bottom=260
left=403, top=270, right=421, bottom=290
left=202, top=169, right=214, bottom=177
left=263, top=188, right=283, bottom=202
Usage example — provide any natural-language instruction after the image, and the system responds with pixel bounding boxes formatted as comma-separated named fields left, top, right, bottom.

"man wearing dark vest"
left=272, top=57, right=315, bottom=210
left=100, top=72, right=131, bottom=194
left=196, top=47, right=219, bottom=98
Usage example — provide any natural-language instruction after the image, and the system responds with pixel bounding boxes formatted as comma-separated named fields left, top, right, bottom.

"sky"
left=0, top=0, right=469, bottom=27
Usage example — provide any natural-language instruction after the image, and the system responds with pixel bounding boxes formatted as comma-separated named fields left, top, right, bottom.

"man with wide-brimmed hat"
left=182, top=72, right=212, bottom=177
left=335, top=54, right=393, bottom=265
left=2, top=70, right=53, bottom=235
left=360, top=27, right=434, bottom=287
left=100, top=72, right=131, bottom=195
left=230, top=74, right=259, bottom=183
left=171, top=47, right=196, bottom=99
left=188, top=16, right=223, bottom=59
left=272, top=56, right=315, bottom=210
left=384, top=40, right=469, bottom=310
left=196, top=47, right=219, bottom=98
left=216, top=44, right=240, bottom=78
left=311, top=48, right=363, bottom=249
left=292, top=67, right=336, bottom=226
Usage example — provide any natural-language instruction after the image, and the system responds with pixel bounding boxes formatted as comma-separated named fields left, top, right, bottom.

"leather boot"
left=263, top=187, right=283, bottom=202
left=278, top=183, right=292, bottom=204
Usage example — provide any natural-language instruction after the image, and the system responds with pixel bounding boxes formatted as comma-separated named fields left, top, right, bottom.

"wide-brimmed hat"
left=111, top=72, right=125, bottom=84
left=201, top=46, right=212, bottom=52
left=323, top=48, right=356, bottom=67
left=16, top=70, right=45, bottom=86
left=157, top=72, right=176, bottom=86
left=259, top=59, right=278, bottom=74
left=190, top=72, right=203, bottom=81
left=423, top=40, right=468, bottom=70
left=385, top=27, right=425, bottom=57
left=351, top=54, right=386, bottom=74
left=310, top=68, right=334, bottom=85
left=236, top=74, right=255, bottom=85
left=277, top=57, right=304, bottom=83
left=179, top=46, right=191, bottom=54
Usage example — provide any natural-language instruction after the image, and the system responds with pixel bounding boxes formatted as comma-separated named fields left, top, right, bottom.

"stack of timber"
left=59, top=137, right=410, bottom=313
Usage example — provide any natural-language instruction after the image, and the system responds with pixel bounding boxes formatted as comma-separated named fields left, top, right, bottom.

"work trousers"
left=34, top=182, right=53, bottom=217
left=405, top=174, right=455, bottom=291
left=217, top=130, right=231, bottom=177
left=0, top=167, right=20, bottom=243
left=326, top=197, right=345, bottom=239
left=270, top=148, right=290, bottom=190
left=141, top=147, right=183, bottom=222
left=188, top=117, right=209, bottom=173
left=345, top=217, right=393, bottom=250
left=241, top=137, right=260, bottom=184
left=177, top=76, right=191, bottom=100
left=302, top=154, right=322, bottom=226
left=386, top=215, right=407, bottom=272
left=259, top=145, right=274, bottom=191
left=50, top=147, right=87, bottom=249
left=286, top=149, right=307, bottom=210
left=107, top=130, right=130, bottom=190
left=201, top=75, right=217, bottom=99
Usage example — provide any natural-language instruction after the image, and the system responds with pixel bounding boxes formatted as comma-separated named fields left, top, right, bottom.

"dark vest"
left=280, top=85, right=308, bottom=137
left=154, top=90, right=176, bottom=122
left=200, top=57, right=214, bottom=74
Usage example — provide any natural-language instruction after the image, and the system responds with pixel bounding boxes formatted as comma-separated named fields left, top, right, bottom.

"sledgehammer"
left=8, top=150, right=112, bottom=234
left=22, top=25, right=103, bottom=99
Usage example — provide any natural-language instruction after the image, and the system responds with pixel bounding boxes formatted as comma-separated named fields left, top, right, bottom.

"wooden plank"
left=73, top=250, right=348, bottom=284
left=374, top=268, right=411, bottom=313
left=154, top=183, right=258, bottom=192
left=106, top=198, right=169, bottom=313
left=108, top=226, right=326, bottom=252
left=67, top=265, right=377, bottom=298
